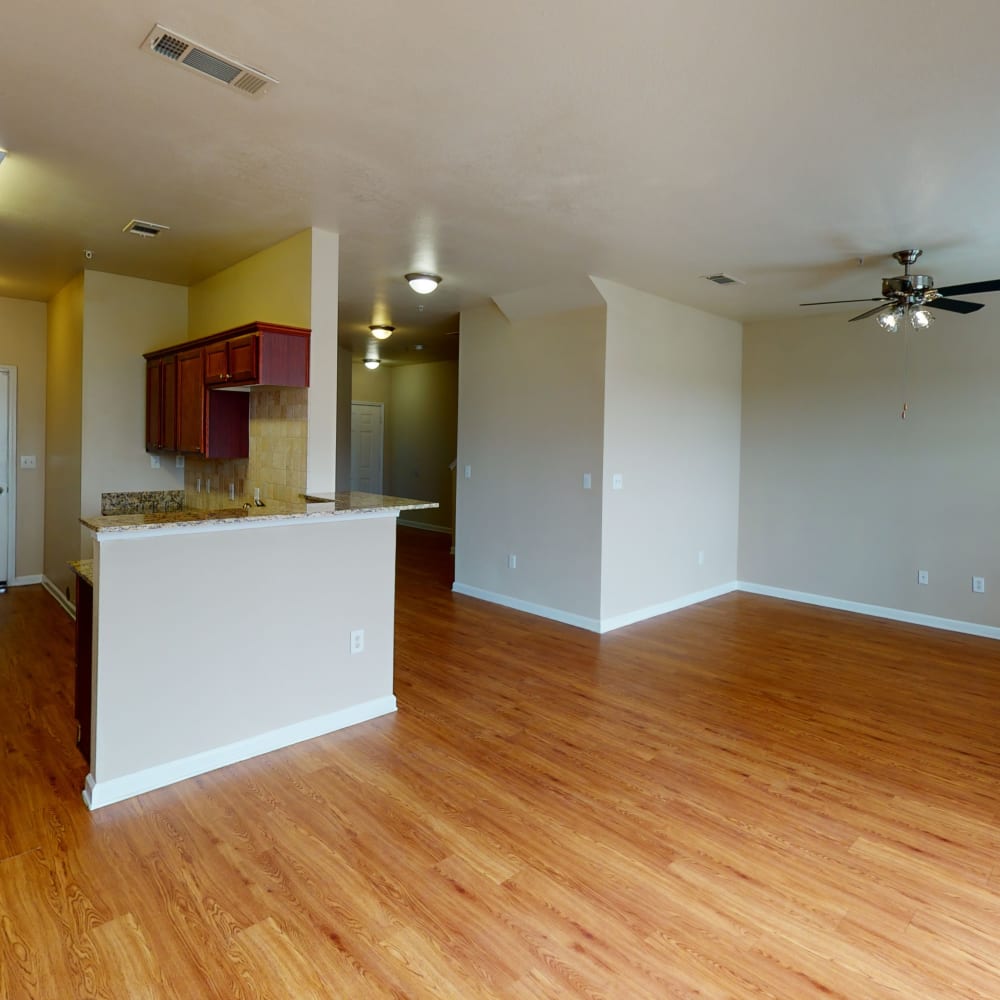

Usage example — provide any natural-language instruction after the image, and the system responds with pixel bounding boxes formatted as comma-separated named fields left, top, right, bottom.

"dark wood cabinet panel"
left=227, top=334, right=259, bottom=383
left=177, top=349, right=206, bottom=453
left=74, top=575, right=93, bottom=766
left=145, top=358, right=163, bottom=450
left=204, top=341, right=230, bottom=385
left=162, top=354, right=177, bottom=451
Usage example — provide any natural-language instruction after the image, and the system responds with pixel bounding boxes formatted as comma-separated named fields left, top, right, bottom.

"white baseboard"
left=398, top=518, right=452, bottom=535
left=450, top=580, right=742, bottom=634
left=82, top=694, right=397, bottom=810
left=452, top=581, right=602, bottom=632
left=42, top=575, right=76, bottom=618
left=599, top=582, right=739, bottom=633
left=737, top=581, right=1000, bottom=641
left=11, top=574, right=43, bottom=587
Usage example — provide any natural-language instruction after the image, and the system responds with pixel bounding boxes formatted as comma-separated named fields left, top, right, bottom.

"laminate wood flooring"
left=2, top=529, right=999, bottom=997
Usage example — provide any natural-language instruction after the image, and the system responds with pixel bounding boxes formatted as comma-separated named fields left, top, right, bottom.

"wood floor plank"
left=2, top=527, right=1000, bottom=997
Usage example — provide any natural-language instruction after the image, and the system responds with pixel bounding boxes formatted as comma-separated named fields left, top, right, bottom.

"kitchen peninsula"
left=78, top=491, right=436, bottom=809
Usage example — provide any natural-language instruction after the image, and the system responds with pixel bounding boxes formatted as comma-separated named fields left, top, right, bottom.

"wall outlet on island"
left=350, top=629, right=364, bottom=654
left=149, top=454, right=160, bottom=469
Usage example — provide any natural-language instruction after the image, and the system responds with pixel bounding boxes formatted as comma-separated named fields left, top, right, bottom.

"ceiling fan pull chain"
left=900, top=328, right=911, bottom=420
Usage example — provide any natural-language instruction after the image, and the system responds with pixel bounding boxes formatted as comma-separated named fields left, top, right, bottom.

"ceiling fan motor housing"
left=883, top=273, right=935, bottom=304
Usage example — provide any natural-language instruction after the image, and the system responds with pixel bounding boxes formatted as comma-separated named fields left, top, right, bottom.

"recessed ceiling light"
left=369, top=324, right=395, bottom=340
left=405, top=272, right=442, bottom=294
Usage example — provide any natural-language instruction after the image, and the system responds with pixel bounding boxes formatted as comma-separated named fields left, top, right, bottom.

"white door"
left=0, top=370, right=9, bottom=585
left=350, top=402, right=383, bottom=493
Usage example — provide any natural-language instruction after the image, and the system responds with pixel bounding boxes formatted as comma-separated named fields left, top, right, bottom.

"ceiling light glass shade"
left=909, top=307, right=935, bottom=330
left=876, top=308, right=903, bottom=333
left=369, top=324, right=395, bottom=340
left=364, top=358, right=380, bottom=370
left=404, top=272, right=442, bottom=294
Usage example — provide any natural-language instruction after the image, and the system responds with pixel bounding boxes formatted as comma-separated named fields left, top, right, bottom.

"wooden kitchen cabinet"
left=145, top=355, right=177, bottom=450
left=176, top=348, right=207, bottom=453
left=203, top=324, right=308, bottom=387
left=144, top=321, right=308, bottom=458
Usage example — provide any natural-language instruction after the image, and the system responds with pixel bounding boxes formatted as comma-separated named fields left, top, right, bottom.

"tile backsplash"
left=183, top=386, right=307, bottom=509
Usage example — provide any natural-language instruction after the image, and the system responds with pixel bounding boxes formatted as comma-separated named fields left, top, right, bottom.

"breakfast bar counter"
left=78, top=492, right=436, bottom=810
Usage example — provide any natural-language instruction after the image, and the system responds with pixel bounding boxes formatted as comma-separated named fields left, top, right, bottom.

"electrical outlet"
left=229, top=482, right=235, bottom=501
left=507, top=554, right=517, bottom=569
left=464, top=465, right=472, bottom=480
left=612, top=473, right=623, bottom=490
left=150, top=454, right=160, bottom=469
left=973, top=576, right=985, bottom=594
left=350, top=629, right=364, bottom=654
left=583, top=473, right=592, bottom=490
left=698, top=550, right=705, bottom=566
left=917, top=570, right=929, bottom=585
left=175, top=455, right=185, bottom=469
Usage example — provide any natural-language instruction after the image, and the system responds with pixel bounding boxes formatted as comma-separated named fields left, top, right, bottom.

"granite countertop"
left=70, top=559, right=94, bottom=586
left=80, top=491, right=438, bottom=533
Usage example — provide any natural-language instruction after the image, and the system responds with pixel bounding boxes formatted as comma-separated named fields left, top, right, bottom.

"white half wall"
left=88, top=514, right=396, bottom=804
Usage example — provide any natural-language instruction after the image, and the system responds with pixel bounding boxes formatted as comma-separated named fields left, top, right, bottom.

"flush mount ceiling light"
left=364, top=358, right=381, bottom=370
left=405, top=272, right=442, bottom=294
left=369, top=324, right=395, bottom=340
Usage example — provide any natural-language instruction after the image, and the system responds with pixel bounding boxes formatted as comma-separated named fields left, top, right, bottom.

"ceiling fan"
left=800, top=249, right=1000, bottom=331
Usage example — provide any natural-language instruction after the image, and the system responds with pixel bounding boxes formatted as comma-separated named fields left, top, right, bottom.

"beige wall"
left=455, top=302, right=607, bottom=622
left=596, top=279, right=743, bottom=622
left=43, top=275, right=84, bottom=599
left=740, top=312, right=1000, bottom=627
left=80, top=272, right=188, bottom=524
left=390, top=361, right=458, bottom=531
left=0, top=296, right=47, bottom=581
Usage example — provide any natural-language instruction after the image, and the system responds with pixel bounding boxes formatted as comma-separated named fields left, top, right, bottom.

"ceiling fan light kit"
left=801, top=249, right=1000, bottom=329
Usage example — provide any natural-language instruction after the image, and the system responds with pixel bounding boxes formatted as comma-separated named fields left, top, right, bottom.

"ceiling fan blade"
left=849, top=302, right=894, bottom=322
left=936, top=278, right=1000, bottom=297
left=800, top=297, right=885, bottom=307
left=927, top=298, right=985, bottom=314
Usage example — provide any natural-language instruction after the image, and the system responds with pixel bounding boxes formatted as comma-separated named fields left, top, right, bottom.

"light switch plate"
left=19, top=455, right=37, bottom=469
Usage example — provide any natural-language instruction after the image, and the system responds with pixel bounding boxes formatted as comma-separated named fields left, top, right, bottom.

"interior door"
left=350, top=402, right=383, bottom=494
left=0, top=370, right=9, bottom=585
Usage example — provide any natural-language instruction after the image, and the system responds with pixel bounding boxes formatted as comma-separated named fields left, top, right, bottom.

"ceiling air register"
left=141, top=25, right=278, bottom=96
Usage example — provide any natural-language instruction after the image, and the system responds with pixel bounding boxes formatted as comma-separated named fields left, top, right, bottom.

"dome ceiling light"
left=404, top=272, right=442, bottom=294
left=369, top=324, right=395, bottom=340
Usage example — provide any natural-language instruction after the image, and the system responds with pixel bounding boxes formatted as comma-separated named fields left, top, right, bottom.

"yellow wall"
left=0, top=296, right=48, bottom=581
left=187, top=229, right=312, bottom=337
left=43, top=274, right=84, bottom=599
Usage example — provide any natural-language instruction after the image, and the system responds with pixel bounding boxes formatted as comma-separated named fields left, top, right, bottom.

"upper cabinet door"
left=226, top=334, right=259, bottom=384
left=204, top=341, right=230, bottom=385
left=177, top=348, right=206, bottom=453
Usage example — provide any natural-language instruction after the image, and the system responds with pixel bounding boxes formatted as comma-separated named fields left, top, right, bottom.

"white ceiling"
left=4, top=1, right=1000, bottom=363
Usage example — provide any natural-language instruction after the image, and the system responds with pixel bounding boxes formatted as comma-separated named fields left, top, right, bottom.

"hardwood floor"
left=2, top=528, right=999, bottom=997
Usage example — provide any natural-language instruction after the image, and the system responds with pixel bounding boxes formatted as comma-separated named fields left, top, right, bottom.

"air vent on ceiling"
left=123, top=219, right=170, bottom=238
left=141, top=24, right=278, bottom=97
left=703, top=273, right=744, bottom=286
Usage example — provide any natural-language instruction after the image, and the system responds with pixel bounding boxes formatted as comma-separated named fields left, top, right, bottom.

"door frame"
left=0, top=366, right=17, bottom=586
left=350, top=400, right=384, bottom=494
